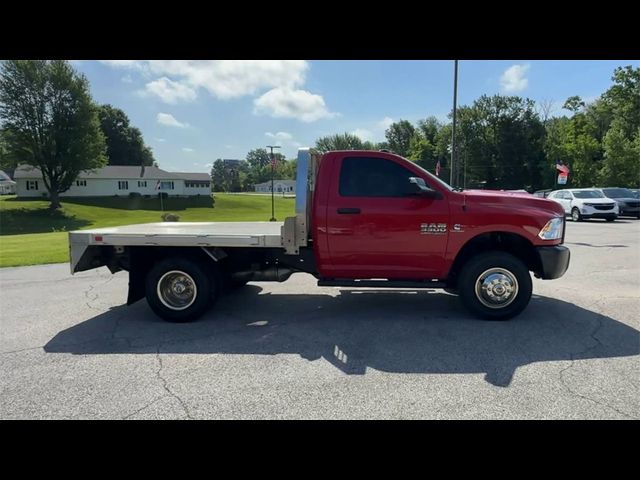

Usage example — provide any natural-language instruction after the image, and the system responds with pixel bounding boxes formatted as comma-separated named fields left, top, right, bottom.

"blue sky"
left=73, top=60, right=639, bottom=172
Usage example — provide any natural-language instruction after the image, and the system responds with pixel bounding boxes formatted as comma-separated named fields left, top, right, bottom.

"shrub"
left=129, top=192, right=142, bottom=198
left=158, top=192, right=168, bottom=199
left=161, top=213, right=180, bottom=222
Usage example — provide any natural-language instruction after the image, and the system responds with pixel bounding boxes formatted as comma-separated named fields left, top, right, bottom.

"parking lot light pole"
left=450, top=60, right=458, bottom=188
left=266, top=145, right=280, bottom=221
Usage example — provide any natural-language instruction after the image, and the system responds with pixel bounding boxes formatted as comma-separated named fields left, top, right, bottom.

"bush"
left=161, top=213, right=180, bottom=222
left=158, top=192, right=168, bottom=199
left=129, top=192, right=142, bottom=198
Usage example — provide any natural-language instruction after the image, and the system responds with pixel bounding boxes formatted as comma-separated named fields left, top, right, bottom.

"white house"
left=13, top=165, right=211, bottom=198
left=0, top=170, right=16, bottom=195
left=254, top=180, right=296, bottom=193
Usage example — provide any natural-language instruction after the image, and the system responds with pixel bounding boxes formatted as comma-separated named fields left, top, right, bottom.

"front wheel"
left=458, top=252, right=532, bottom=321
left=571, top=208, right=582, bottom=222
left=145, top=257, right=217, bottom=322
left=606, top=216, right=616, bottom=222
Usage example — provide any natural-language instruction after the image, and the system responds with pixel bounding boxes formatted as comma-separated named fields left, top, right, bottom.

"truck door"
left=324, top=154, right=450, bottom=279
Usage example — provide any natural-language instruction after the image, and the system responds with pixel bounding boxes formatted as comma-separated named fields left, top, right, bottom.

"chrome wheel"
left=474, top=267, right=519, bottom=309
left=157, top=270, right=197, bottom=311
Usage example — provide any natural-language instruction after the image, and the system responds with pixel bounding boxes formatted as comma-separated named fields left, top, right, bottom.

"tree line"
left=313, top=66, right=640, bottom=191
left=2, top=60, right=638, bottom=209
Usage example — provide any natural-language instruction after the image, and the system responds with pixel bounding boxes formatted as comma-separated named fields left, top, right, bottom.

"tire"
left=606, top=216, right=616, bottom=222
left=571, top=207, right=582, bottom=222
left=443, top=288, right=459, bottom=295
left=458, top=252, right=532, bottom=321
left=145, top=257, right=218, bottom=322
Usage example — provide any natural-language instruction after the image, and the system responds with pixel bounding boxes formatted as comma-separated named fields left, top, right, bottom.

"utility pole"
left=266, top=145, right=280, bottom=221
left=450, top=59, right=459, bottom=187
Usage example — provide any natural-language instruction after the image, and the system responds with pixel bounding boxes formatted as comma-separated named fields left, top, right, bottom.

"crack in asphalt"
left=155, top=346, right=193, bottom=420
left=83, top=275, right=115, bottom=311
left=122, top=395, right=167, bottom=420
left=558, top=305, right=637, bottom=419
left=0, top=345, right=45, bottom=355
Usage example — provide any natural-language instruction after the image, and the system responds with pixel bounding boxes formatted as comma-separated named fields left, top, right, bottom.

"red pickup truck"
left=69, top=148, right=570, bottom=322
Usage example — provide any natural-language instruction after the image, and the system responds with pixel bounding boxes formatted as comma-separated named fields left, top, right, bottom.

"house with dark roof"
left=13, top=165, right=211, bottom=198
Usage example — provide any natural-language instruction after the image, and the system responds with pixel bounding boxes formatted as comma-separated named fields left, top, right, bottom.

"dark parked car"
left=594, top=188, right=640, bottom=218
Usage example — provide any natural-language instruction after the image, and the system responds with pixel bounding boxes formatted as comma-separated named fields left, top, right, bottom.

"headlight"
left=538, top=217, right=564, bottom=240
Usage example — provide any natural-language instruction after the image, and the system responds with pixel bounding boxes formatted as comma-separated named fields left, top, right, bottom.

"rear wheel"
left=458, top=252, right=532, bottom=321
left=606, top=216, right=616, bottom=222
left=571, top=208, right=582, bottom=222
left=145, top=257, right=218, bottom=322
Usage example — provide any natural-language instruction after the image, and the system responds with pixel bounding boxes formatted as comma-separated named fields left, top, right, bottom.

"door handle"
left=337, top=207, right=361, bottom=214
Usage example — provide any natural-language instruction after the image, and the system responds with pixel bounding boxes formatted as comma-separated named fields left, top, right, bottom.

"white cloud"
left=254, top=88, right=335, bottom=122
left=99, top=60, right=145, bottom=69
left=121, top=75, right=133, bottom=83
left=378, top=117, right=394, bottom=130
left=145, top=77, right=197, bottom=104
left=155, top=138, right=166, bottom=142
left=157, top=113, right=189, bottom=128
left=101, top=60, right=309, bottom=100
left=351, top=128, right=375, bottom=142
left=182, top=147, right=195, bottom=152
left=265, top=131, right=293, bottom=141
left=500, top=64, right=530, bottom=93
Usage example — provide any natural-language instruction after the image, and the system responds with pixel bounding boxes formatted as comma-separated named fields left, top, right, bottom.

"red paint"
left=311, top=151, right=565, bottom=280
left=94, top=235, right=103, bottom=242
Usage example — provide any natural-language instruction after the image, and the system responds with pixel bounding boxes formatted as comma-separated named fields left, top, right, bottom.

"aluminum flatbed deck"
left=69, top=222, right=285, bottom=248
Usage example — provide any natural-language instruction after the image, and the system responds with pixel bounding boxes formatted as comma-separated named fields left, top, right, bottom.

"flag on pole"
left=435, top=160, right=442, bottom=177
left=555, top=160, right=570, bottom=175
left=271, top=154, right=278, bottom=168
left=156, top=180, right=161, bottom=190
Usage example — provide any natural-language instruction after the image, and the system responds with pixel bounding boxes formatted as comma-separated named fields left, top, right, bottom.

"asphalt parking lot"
left=1, top=219, right=638, bottom=419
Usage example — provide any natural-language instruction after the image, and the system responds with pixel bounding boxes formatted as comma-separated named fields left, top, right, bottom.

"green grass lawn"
left=0, top=194, right=295, bottom=268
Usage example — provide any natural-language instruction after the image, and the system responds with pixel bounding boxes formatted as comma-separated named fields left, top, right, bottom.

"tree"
left=456, top=95, right=547, bottom=190
left=246, top=148, right=271, bottom=170
left=563, top=95, right=585, bottom=113
left=210, top=159, right=227, bottom=191
left=384, top=120, right=416, bottom=157
left=0, top=60, right=106, bottom=209
left=315, top=133, right=364, bottom=152
left=601, top=66, right=640, bottom=138
left=600, top=123, right=640, bottom=187
left=98, top=104, right=155, bottom=166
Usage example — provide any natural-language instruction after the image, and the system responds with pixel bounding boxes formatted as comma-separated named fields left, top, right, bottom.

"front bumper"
left=536, top=245, right=570, bottom=280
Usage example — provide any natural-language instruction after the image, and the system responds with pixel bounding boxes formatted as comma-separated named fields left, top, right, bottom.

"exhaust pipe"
left=231, top=267, right=294, bottom=283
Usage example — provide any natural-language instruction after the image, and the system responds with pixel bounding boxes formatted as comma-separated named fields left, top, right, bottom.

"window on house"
left=76, top=180, right=87, bottom=187
left=26, top=180, right=39, bottom=190
left=118, top=181, right=129, bottom=190
left=339, top=157, right=417, bottom=197
left=160, top=181, right=174, bottom=190
left=138, top=181, right=147, bottom=188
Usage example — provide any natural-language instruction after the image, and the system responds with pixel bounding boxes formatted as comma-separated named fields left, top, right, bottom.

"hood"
left=609, top=197, right=638, bottom=203
left=461, top=189, right=564, bottom=216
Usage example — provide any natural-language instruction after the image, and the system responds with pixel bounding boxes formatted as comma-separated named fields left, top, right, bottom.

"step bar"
left=317, top=279, right=446, bottom=289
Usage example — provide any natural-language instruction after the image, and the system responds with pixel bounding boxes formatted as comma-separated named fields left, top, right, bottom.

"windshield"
left=602, top=188, right=633, bottom=198
left=409, top=160, right=454, bottom=191
left=572, top=190, right=605, bottom=199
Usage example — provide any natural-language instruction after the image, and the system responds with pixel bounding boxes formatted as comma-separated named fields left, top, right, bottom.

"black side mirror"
left=408, top=177, right=439, bottom=198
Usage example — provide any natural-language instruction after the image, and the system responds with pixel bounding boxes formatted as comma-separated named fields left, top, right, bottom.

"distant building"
left=0, top=170, right=16, bottom=195
left=222, top=159, right=244, bottom=169
left=254, top=180, right=296, bottom=193
left=14, top=165, right=211, bottom=198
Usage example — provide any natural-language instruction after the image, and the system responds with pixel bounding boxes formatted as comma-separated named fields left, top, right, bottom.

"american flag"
left=555, top=160, right=570, bottom=174
left=435, top=160, right=441, bottom=177
left=271, top=154, right=278, bottom=168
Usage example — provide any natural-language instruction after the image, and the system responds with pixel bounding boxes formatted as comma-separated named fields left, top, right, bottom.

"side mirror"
left=408, top=177, right=439, bottom=198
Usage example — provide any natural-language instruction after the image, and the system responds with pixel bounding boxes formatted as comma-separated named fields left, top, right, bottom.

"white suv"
left=547, top=188, right=619, bottom=222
